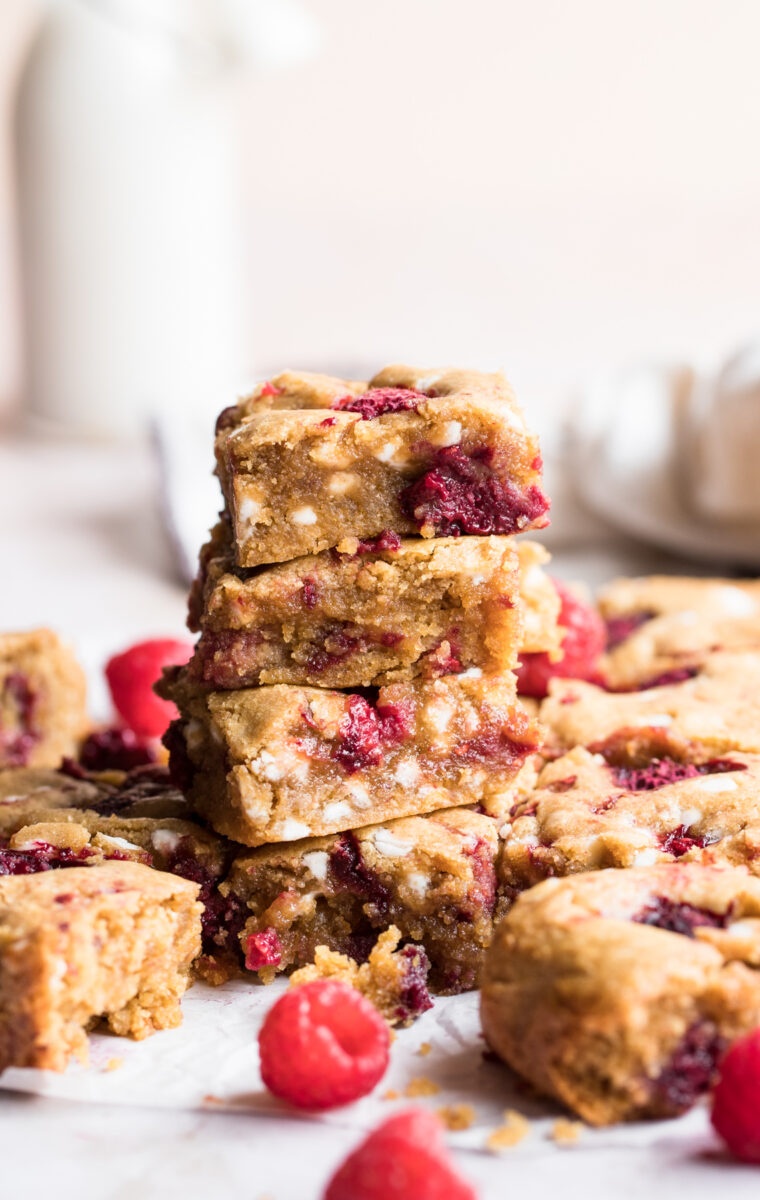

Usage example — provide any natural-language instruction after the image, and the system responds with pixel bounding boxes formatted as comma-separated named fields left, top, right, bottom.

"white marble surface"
left=0, top=431, right=755, bottom=1200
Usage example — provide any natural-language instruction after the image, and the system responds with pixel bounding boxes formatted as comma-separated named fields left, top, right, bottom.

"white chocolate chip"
left=327, top=472, right=360, bottom=496
left=675, top=610, right=699, bottom=625
left=302, top=850, right=329, bottom=881
left=238, top=496, right=263, bottom=525
left=151, top=829, right=182, bottom=854
left=323, top=801, right=353, bottom=823
left=184, top=719, right=205, bottom=752
left=459, top=667, right=483, bottom=679
left=470, top=575, right=485, bottom=587
left=675, top=807, right=704, bottom=829
left=693, top=774, right=739, bottom=794
left=414, top=373, right=441, bottom=393
left=250, top=749, right=283, bottom=782
left=375, top=441, right=400, bottom=463
left=430, top=420, right=462, bottom=448
left=395, top=760, right=420, bottom=786
left=405, top=871, right=429, bottom=898
left=372, top=829, right=414, bottom=857
left=291, top=505, right=317, bottom=526
left=423, top=698, right=454, bottom=736
left=516, top=831, right=540, bottom=847
left=49, top=958, right=67, bottom=992
left=280, top=818, right=311, bottom=841
left=100, top=835, right=142, bottom=852
left=345, top=780, right=371, bottom=808
left=309, top=443, right=355, bottom=469
left=632, top=847, right=660, bottom=866
left=715, top=586, right=759, bottom=618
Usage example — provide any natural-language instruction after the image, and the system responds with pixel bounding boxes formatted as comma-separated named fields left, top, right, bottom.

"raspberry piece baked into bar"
left=0, top=861, right=201, bottom=1072
left=540, top=650, right=760, bottom=756
left=500, top=740, right=760, bottom=894
left=215, top=366, right=549, bottom=568
left=598, top=575, right=760, bottom=690
left=0, top=630, right=87, bottom=769
left=161, top=670, right=540, bottom=846
left=188, top=523, right=559, bottom=689
left=224, top=806, right=500, bottom=994
left=481, top=864, right=760, bottom=1125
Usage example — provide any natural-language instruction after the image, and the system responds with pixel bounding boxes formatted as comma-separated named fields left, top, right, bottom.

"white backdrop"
left=1, top=0, right=760, bottom=419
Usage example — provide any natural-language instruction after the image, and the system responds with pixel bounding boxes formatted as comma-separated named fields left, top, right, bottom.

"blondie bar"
left=500, top=742, right=760, bottom=894
left=540, top=650, right=760, bottom=756
left=188, top=523, right=558, bottom=688
left=0, top=763, right=189, bottom=836
left=223, top=805, right=500, bottom=994
left=215, top=366, right=548, bottom=567
left=0, top=630, right=88, bottom=769
left=0, top=766, right=239, bottom=963
left=598, top=575, right=760, bottom=690
left=0, top=861, right=201, bottom=1072
left=481, top=865, right=760, bottom=1125
left=161, top=670, right=540, bottom=845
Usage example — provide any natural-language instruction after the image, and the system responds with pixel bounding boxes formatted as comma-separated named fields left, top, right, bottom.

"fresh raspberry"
left=105, top=638, right=193, bottom=739
left=324, top=1109, right=477, bottom=1200
left=711, top=1028, right=760, bottom=1162
left=516, top=579, right=606, bottom=698
left=258, top=979, right=390, bottom=1110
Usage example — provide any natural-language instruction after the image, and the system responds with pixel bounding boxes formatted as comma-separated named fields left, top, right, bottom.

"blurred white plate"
left=571, top=365, right=760, bottom=569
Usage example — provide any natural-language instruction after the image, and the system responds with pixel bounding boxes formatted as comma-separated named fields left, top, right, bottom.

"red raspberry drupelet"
left=106, top=638, right=194, bottom=739
left=324, top=1108, right=477, bottom=1200
left=516, top=579, right=606, bottom=698
left=711, top=1027, right=760, bottom=1163
left=258, top=979, right=390, bottom=1110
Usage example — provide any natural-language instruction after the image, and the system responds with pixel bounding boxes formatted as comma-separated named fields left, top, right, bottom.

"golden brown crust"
left=162, top=670, right=539, bottom=846
left=0, top=862, right=201, bottom=1072
left=500, top=747, right=760, bottom=891
left=215, top=365, right=546, bottom=568
left=481, top=865, right=760, bottom=1125
left=540, top=651, right=760, bottom=756
left=225, top=806, right=501, bottom=993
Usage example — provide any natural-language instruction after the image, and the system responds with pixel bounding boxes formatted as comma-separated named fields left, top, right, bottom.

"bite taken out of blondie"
left=0, top=861, right=201, bottom=1073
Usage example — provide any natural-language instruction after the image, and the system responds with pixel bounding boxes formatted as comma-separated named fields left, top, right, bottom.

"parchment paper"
left=0, top=980, right=715, bottom=1160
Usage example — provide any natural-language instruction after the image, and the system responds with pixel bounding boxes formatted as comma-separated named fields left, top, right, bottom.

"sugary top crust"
left=598, top=576, right=760, bottom=620
left=541, top=650, right=760, bottom=755
left=0, top=859, right=200, bottom=914
left=504, top=746, right=760, bottom=873
left=502, top=863, right=760, bottom=935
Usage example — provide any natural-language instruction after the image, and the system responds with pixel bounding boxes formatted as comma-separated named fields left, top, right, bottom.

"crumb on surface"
left=417, top=1041, right=432, bottom=1057
left=551, top=1118, right=583, bottom=1144
left=436, top=1103, right=476, bottom=1131
left=404, top=1075, right=440, bottom=1098
left=104, top=1057, right=123, bottom=1072
left=486, top=1109, right=531, bottom=1152
left=382, top=1088, right=400, bottom=1101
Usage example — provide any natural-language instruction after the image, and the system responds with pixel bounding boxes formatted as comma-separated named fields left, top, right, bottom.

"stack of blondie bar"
left=159, top=365, right=558, bottom=993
